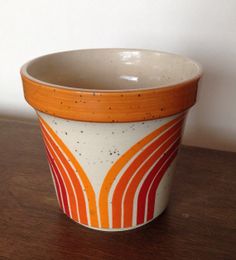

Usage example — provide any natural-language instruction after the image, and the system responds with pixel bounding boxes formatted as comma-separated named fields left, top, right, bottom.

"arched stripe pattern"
left=123, top=129, right=182, bottom=227
left=146, top=146, right=178, bottom=221
left=46, top=154, right=63, bottom=210
left=41, top=123, right=82, bottom=222
left=137, top=139, right=180, bottom=224
left=112, top=119, right=183, bottom=228
left=38, top=116, right=99, bottom=227
left=99, top=113, right=185, bottom=228
left=44, top=147, right=70, bottom=216
left=38, top=112, right=185, bottom=229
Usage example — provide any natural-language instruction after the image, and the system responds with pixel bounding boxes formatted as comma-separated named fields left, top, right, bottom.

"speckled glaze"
left=21, top=49, right=202, bottom=231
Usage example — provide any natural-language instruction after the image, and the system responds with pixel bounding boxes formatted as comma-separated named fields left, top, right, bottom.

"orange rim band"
left=21, top=74, right=200, bottom=122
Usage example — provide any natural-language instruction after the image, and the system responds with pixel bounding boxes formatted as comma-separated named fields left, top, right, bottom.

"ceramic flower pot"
left=21, top=49, right=202, bottom=231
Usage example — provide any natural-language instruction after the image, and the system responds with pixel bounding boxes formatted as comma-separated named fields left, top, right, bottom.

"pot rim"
left=21, top=48, right=203, bottom=93
left=20, top=48, right=202, bottom=123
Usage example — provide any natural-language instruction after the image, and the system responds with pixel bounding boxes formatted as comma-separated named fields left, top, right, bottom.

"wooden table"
left=0, top=119, right=235, bottom=260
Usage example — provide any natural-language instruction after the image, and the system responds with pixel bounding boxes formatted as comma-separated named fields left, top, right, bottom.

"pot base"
left=65, top=205, right=168, bottom=232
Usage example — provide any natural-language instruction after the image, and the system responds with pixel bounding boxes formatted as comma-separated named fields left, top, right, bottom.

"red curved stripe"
left=45, top=146, right=70, bottom=217
left=40, top=125, right=64, bottom=210
left=147, top=149, right=178, bottom=221
left=112, top=119, right=184, bottom=228
left=46, top=152, right=63, bottom=209
left=137, top=139, right=180, bottom=224
left=123, top=129, right=182, bottom=228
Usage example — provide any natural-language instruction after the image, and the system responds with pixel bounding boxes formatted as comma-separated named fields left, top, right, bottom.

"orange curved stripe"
left=41, top=123, right=88, bottom=224
left=41, top=129, right=78, bottom=221
left=39, top=116, right=99, bottom=227
left=123, top=129, right=182, bottom=227
left=99, top=113, right=185, bottom=228
left=112, top=119, right=183, bottom=228
left=146, top=147, right=178, bottom=221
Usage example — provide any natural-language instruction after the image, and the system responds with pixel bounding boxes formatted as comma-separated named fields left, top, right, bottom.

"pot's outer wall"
left=38, top=111, right=186, bottom=231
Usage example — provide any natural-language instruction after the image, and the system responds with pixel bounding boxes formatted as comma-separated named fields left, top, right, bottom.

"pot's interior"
left=24, top=49, right=202, bottom=91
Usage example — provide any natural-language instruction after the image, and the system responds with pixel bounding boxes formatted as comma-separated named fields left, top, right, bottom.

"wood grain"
left=0, top=118, right=235, bottom=260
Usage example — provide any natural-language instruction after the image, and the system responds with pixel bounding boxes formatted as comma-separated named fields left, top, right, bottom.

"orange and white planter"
left=21, top=49, right=202, bottom=231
